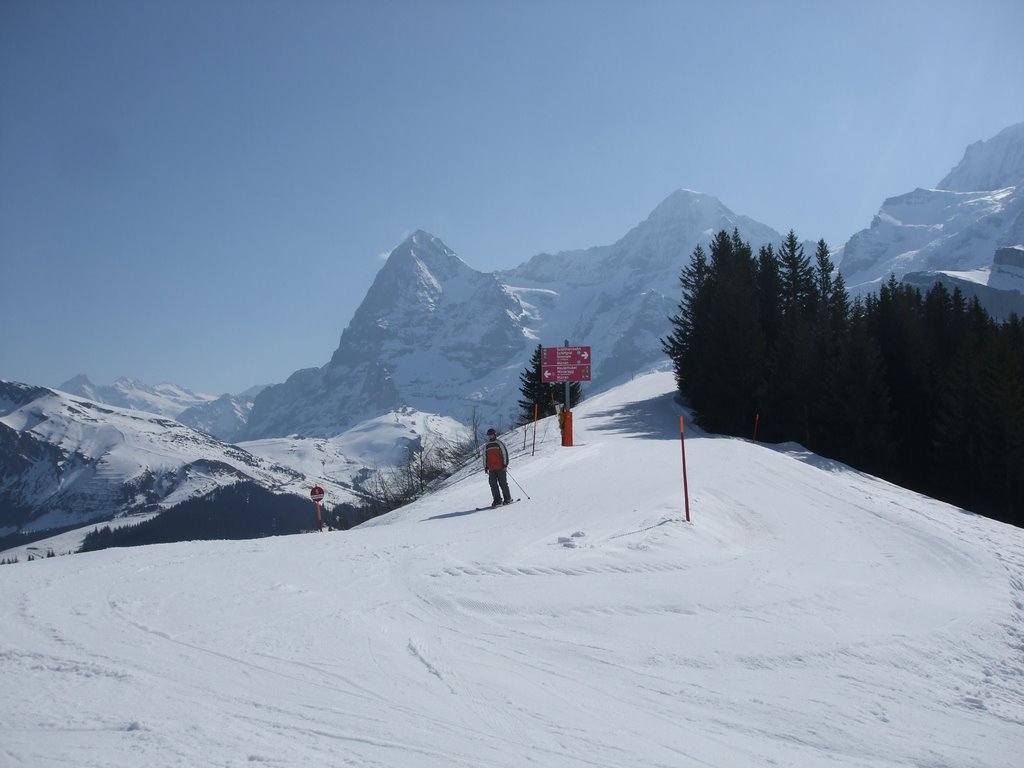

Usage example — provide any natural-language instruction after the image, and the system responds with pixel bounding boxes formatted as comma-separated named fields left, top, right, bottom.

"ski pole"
left=507, top=471, right=531, bottom=500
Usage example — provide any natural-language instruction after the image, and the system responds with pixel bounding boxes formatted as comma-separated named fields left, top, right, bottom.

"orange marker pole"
left=532, top=403, right=539, bottom=456
left=679, top=415, right=691, bottom=523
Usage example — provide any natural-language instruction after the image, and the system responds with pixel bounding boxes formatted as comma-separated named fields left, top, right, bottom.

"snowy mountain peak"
left=242, top=233, right=528, bottom=439
left=58, top=373, right=94, bottom=395
left=645, top=187, right=729, bottom=224
left=507, top=189, right=782, bottom=289
left=937, top=121, right=1024, bottom=192
left=386, top=230, right=468, bottom=275
left=616, top=188, right=782, bottom=263
left=363, top=230, right=476, bottom=316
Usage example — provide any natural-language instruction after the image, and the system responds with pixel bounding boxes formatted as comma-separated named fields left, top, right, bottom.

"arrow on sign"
left=540, top=345, right=593, bottom=382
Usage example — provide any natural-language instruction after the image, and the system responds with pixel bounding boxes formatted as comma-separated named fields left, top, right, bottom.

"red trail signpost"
left=541, top=344, right=592, bottom=447
left=541, top=345, right=591, bottom=383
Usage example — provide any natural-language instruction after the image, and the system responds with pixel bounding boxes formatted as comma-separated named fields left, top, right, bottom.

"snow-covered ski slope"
left=2, top=372, right=1022, bottom=767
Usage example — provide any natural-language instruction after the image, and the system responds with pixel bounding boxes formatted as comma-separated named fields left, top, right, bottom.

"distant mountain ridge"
left=58, top=374, right=215, bottom=416
left=241, top=193, right=785, bottom=439
left=58, top=374, right=259, bottom=442
left=0, top=380, right=465, bottom=539
left=838, top=122, right=1024, bottom=312
left=0, top=380, right=313, bottom=534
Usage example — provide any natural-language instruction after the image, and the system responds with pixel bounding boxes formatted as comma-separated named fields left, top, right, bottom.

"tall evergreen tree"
left=686, top=230, right=764, bottom=435
left=779, top=229, right=816, bottom=317
left=932, top=343, right=985, bottom=509
left=825, top=300, right=896, bottom=475
left=812, top=239, right=849, bottom=338
left=663, top=244, right=710, bottom=396
left=927, top=285, right=984, bottom=507
left=761, top=231, right=818, bottom=445
left=806, top=239, right=850, bottom=455
left=755, top=243, right=783, bottom=352
left=869, top=277, right=932, bottom=487
left=763, top=308, right=816, bottom=445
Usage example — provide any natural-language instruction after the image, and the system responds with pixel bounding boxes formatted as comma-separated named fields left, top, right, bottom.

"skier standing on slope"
left=483, top=428, right=513, bottom=508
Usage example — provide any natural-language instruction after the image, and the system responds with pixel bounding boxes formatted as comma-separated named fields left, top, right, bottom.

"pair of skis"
left=474, top=498, right=520, bottom=511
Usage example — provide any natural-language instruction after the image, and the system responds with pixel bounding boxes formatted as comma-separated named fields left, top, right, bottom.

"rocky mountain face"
left=242, top=195, right=784, bottom=439
left=838, top=122, right=1024, bottom=314
left=938, top=123, right=1024, bottom=193
left=241, top=232, right=531, bottom=439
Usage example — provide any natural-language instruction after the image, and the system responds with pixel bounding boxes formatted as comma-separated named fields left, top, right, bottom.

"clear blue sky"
left=2, top=0, right=1023, bottom=395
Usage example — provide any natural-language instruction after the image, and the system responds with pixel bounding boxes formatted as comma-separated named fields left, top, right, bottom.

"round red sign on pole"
left=310, top=485, right=325, bottom=503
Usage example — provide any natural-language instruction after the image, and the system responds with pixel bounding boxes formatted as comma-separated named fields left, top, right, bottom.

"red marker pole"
left=679, top=416, right=691, bottom=523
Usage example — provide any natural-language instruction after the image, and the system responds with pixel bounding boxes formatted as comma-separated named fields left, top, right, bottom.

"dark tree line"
left=79, top=483, right=323, bottom=552
left=663, top=228, right=1024, bottom=527
left=0, top=522, right=84, bottom=554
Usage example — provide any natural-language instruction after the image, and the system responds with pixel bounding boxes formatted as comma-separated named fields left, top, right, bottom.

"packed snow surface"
left=1, top=372, right=1022, bottom=767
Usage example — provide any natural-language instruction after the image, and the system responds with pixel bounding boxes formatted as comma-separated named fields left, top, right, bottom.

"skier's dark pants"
left=488, top=469, right=511, bottom=504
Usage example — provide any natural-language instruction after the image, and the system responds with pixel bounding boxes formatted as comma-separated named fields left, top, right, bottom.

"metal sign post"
left=541, top=343, right=592, bottom=447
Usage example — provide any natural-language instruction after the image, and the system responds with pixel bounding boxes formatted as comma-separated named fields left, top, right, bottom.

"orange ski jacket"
left=483, top=438, right=509, bottom=471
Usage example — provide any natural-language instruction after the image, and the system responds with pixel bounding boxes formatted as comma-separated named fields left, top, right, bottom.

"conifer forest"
left=663, top=229, right=1024, bottom=528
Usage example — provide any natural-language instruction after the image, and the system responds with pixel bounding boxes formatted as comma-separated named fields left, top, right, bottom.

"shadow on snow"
left=424, top=508, right=482, bottom=521
left=585, top=390, right=704, bottom=441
